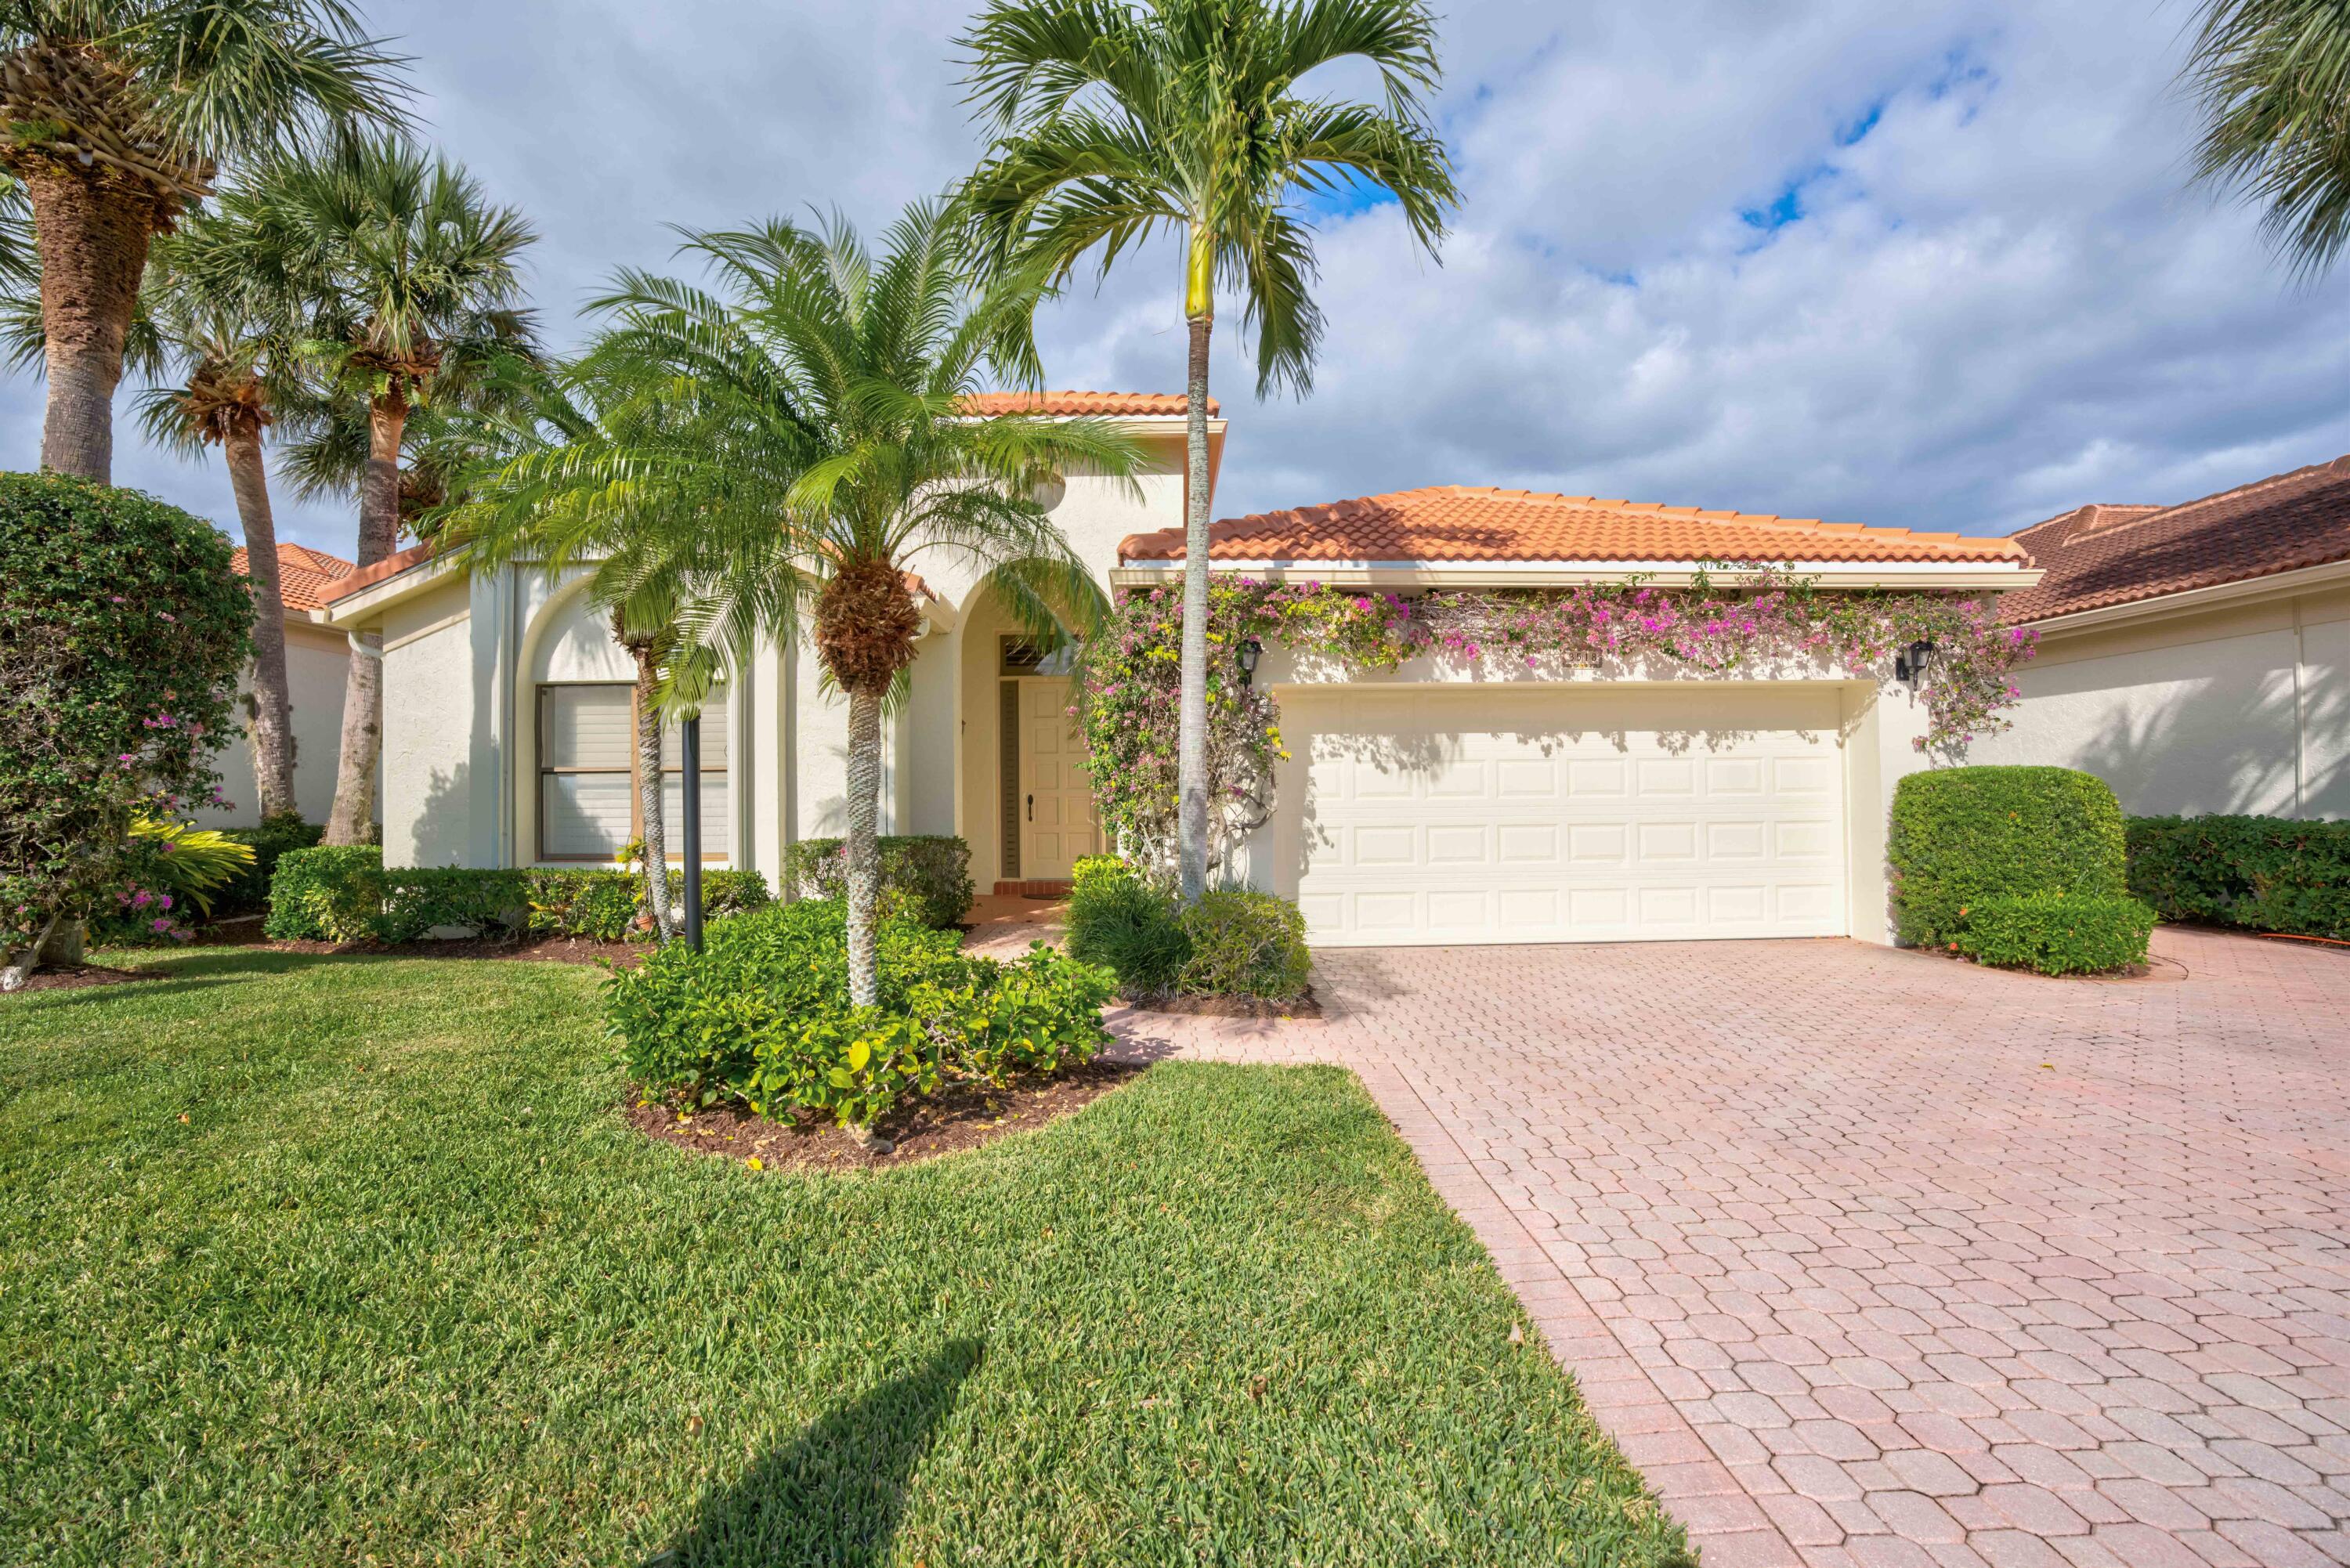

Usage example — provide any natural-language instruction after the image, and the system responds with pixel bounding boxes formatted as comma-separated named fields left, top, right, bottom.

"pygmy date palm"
left=0, top=0, right=407, bottom=482
left=2187, top=0, right=2350, bottom=276
left=960, top=0, right=1459, bottom=900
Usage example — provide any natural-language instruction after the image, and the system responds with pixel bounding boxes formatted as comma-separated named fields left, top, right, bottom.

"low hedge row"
left=1066, top=856, right=1313, bottom=1003
left=1955, top=892, right=2158, bottom=977
left=265, top=846, right=770, bottom=944
left=2126, top=815, right=2349, bottom=941
left=604, top=898, right=1113, bottom=1129
left=781, top=835, right=974, bottom=930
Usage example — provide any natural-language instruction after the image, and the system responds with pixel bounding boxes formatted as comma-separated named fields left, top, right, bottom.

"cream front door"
left=1018, top=678, right=1098, bottom=878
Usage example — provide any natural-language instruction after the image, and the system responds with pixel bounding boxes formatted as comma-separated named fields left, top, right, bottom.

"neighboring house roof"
left=960, top=390, right=1217, bottom=417
left=233, top=541, right=356, bottom=612
left=1119, top=485, right=2029, bottom=566
left=320, top=540, right=439, bottom=605
left=2001, top=454, right=2350, bottom=623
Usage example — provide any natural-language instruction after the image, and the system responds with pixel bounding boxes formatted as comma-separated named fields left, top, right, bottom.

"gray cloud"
left=2, top=0, right=2342, bottom=556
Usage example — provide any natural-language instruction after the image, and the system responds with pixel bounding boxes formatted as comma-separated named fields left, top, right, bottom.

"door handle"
left=1026, top=793, right=1034, bottom=822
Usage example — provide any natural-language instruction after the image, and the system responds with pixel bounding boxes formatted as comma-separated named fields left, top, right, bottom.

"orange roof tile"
left=232, top=541, right=356, bottom=612
left=960, top=389, right=1216, bottom=417
left=1119, top=486, right=2029, bottom=568
left=319, top=540, right=441, bottom=604
left=2001, top=457, right=2350, bottom=623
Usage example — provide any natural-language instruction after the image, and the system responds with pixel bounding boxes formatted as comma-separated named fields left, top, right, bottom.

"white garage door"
left=1274, top=685, right=1848, bottom=946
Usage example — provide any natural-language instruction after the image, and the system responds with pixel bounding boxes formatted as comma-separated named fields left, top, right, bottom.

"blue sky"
left=3, top=0, right=2343, bottom=559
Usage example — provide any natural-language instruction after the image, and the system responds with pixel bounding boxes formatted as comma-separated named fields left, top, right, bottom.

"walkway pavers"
left=1097, top=928, right=2350, bottom=1566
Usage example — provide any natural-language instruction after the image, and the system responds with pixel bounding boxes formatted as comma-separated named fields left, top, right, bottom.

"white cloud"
left=2, top=0, right=2341, bottom=555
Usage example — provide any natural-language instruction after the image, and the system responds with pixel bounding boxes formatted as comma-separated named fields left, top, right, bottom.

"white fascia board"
left=1108, top=558, right=2041, bottom=591
left=311, top=547, right=472, bottom=627
left=2022, top=558, right=2350, bottom=638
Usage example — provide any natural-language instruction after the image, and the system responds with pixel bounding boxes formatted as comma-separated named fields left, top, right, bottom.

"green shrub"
left=1066, top=857, right=1191, bottom=996
left=918, top=947, right=1119, bottom=1082
left=1955, top=892, right=2157, bottom=975
left=2126, top=815, right=2350, bottom=941
left=266, top=847, right=772, bottom=944
left=1889, top=766, right=2129, bottom=948
left=219, top=813, right=324, bottom=916
left=1179, top=889, right=1313, bottom=1002
left=782, top=835, right=974, bottom=929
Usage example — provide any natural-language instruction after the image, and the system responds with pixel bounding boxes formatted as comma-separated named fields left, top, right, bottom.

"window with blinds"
left=539, top=685, right=634, bottom=860
left=658, top=697, right=729, bottom=858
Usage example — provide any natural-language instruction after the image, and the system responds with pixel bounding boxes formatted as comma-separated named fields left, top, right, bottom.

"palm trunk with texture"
left=843, top=687, right=884, bottom=1007
left=1176, top=310, right=1215, bottom=901
left=225, top=424, right=299, bottom=818
left=28, top=170, right=156, bottom=483
left=324, top=394, right=408, bottom=845
left=630, top=642, right=678, bottom=939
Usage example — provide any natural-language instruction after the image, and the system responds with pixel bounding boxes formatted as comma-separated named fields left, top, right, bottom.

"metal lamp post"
left=681, top=713, right=704, bottom=952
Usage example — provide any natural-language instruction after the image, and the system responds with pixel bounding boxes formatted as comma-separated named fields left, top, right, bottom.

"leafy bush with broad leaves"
left=265, top=846, right=769, bottom=943
left=781, top=835, right=975, bottom=929
left=1955, top=892, right=2157, bottom=976
left=1066, top=856, right=1311, bottom=1003
left=1066, top=854, right=1191, bottom=995
left=1888, top=766, right=2131, bottom=948
left=2126, top=815, right=2350, bottom=941
left=2, top=474, right=252, bottom=969
left=606, top=898, right=1115, bottom=1129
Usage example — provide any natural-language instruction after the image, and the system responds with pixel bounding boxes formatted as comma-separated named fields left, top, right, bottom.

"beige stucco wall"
left=1969, top=583, right=2349, bottom=818
left=380, top=576, right=494, bottom=868
left=197, top=619, right=355, bottom=828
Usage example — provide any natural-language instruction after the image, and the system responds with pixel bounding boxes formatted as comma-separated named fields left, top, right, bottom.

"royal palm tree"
left=0, top=0, right=406, bottom=482
left=960, top=0, right=1458, bottom=901
left=2187, top=0, right=2350, bottom=276
left=193, top=134, right=537, bottom=844
left=447, top=202, right=1143, bottom=1009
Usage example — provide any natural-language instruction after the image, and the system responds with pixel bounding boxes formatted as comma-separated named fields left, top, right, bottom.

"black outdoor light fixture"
left=1894, top=638, right=1937, bottom=688
left=1237, top=636, right=1264, bottom=688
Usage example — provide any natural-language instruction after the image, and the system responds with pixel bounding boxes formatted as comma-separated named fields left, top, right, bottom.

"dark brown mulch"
left=4, top=962, right=164, bottom=994
left=1119, top=987, right=1322, bottom=1020
left=628, top=1059, right=1144, bottom=1172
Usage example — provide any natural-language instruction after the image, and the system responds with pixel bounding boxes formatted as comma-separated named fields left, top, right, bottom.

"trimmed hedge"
left=265, top=847, right=769, bottom=944
left=604, top=897, right=1113, bottom=1126
left=1889, top=766, right=2131, bottom=948
left=1955, top=892, right=2156, bottom=976
left=2126, top=815, right=2350, bottom=941
left=1066, top=856, right=1312, bottom=1003
left=782, top=835, right=974, bottom=930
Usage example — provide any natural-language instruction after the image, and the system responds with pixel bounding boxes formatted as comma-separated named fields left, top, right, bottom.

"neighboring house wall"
left=1970, top=582, right=2350, bottom=818
left=196, top=619, right=354, bottom=829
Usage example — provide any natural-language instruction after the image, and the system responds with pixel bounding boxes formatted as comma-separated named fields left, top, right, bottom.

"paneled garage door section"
left=1277, top=686, right=1847, bottom=946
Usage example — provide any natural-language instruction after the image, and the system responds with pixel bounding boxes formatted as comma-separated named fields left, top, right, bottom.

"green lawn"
left=0, top=948, right=1690, bottom=1567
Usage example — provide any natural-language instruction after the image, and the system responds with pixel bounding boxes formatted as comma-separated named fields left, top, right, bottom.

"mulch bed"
left=4, top=962, right=164, bottom=994
left=1119, top=988, right=1322, bottom=1020
left=628, top=1059, right=1144, bottom=1172
left=192, top=918, right=645, bottom=968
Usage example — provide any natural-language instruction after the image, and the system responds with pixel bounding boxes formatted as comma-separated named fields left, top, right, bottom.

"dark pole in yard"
left=682, top=713, right=704, bottom=952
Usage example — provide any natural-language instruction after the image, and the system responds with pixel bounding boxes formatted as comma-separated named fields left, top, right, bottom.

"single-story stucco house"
left=1969, top=454, right=2349, bottom=819
left=198, top=541, right=356, bottom=829
left=314, top=391, right=2041, bottom=948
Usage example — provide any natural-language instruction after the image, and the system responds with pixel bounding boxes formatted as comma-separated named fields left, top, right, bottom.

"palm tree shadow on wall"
left=647, top=1339, right=981, bottom=1568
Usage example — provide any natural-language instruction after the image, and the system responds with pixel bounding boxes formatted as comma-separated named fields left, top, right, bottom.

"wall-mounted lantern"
left=1894, top=638, right=1937, bottom=688
left=1237, top=637, right=1264, bottom=688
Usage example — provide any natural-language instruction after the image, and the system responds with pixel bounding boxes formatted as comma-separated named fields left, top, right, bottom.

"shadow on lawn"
left=650, top=1339, right=981, bottom=1568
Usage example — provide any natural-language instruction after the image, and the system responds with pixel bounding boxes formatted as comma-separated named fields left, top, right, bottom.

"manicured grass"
left=1, top=948, right=1690, bottom=1567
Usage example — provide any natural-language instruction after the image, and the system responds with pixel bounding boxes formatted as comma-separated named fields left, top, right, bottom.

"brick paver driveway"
left=1104, top=928, right=2350, bottom=1567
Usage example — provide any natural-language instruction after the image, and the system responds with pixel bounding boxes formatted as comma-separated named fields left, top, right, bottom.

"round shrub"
left=2, top=474, right=251, bottom=967
left=1889, top=766, right=2129, bottom=948
left=1178, top=889, right=1312, bottom=1003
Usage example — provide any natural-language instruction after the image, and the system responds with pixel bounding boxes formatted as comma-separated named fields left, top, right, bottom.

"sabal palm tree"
left=2187, top=0, right=2350, bottom=276
left=0, top=0, right=406, bottom=482
left=445, top=202, right=1144, bottom=1006
left=194, top=133, right=537, bottom=844
left=960, top=0, right=1458, bottom=901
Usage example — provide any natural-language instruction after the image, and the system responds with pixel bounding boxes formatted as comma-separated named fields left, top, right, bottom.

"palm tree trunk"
left=26, top=169, right=156, bottom=483
left=628, top=638, right=678, bottom=941
left=224, top=421, right=299, bottom=818
left=1175, top=309, right=1214, bottom=902
left=843, top=684, right=884, bottom=1007
left=323, top=392, right=408, bottom=846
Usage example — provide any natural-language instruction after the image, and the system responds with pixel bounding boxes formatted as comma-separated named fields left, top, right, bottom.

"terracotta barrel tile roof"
left=319, top=540, right=440, bottom=605
left=1119, top=486, right=2027, bottom=567
left=232, top=541, right=356, bottom=612
left=2001, top=455, right=2350, bottom=623
left=959, top=389, right=1215, bottom=417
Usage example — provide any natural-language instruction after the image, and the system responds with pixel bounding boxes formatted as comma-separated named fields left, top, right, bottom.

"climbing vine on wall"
left=1074, top=569, right=2037, bottom=871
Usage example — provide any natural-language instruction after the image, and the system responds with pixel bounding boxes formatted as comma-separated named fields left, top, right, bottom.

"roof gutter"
left=1109, top=558, right=2041, bottom=592
left=2019, top=557, right=2350, bottom=638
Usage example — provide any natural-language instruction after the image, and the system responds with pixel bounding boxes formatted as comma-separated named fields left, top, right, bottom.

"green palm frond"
left=2187, top=0, right=2350, bottom=276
